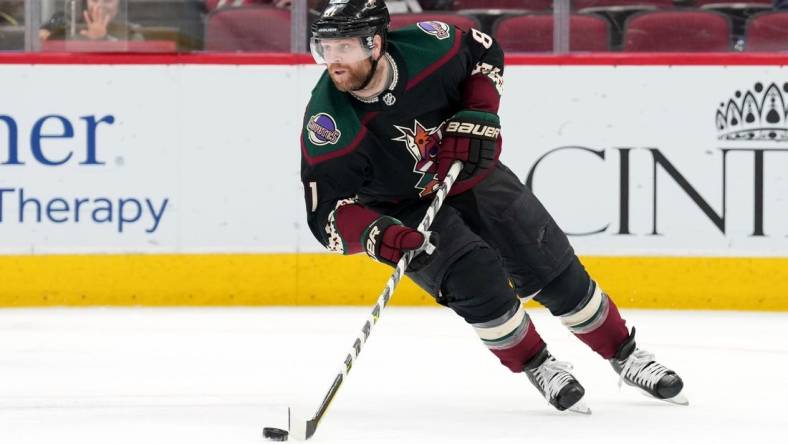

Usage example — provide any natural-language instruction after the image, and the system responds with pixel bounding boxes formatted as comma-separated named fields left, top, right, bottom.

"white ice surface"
left=1, top=307, right=787, bottom=444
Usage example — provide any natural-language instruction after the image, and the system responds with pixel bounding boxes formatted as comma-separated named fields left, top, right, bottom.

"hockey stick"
left=286, top=161, right=463, bottom=441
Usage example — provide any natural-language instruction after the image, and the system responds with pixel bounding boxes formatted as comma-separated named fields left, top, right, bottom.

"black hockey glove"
left=361, top=216, right=439, bottom=271
left=436, top=110, right=500, bottom=181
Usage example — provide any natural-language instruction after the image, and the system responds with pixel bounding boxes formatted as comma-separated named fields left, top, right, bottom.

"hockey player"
left=300, top=0, right=686, bottom=413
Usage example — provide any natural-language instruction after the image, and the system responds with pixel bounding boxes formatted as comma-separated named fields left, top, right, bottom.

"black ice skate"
left=610, top=327, right=688, bottom=405
left=523, top=347, right=590, bottom=414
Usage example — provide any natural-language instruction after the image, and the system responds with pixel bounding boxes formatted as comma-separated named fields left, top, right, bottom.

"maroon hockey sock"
left=472, top=303, right=546, bottom=372
left=561, top=282, right=629, bottom=359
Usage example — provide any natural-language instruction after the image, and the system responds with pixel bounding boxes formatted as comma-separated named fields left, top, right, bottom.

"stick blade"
left=288, top=407, right=318, bottom=441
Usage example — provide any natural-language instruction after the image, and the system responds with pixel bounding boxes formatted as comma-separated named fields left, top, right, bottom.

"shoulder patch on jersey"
left=307, top=113, right=342, bottom=146
left=388, top=23, right=459, bottom=87
left=302, top=73, right=366, bottom=164
left=416, top=21, right=451, bottom=40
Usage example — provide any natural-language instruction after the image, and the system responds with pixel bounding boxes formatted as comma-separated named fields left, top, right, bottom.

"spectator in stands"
left=39, top=0, right=143, bottom=42
left=776, top=0, right=788, bottom=9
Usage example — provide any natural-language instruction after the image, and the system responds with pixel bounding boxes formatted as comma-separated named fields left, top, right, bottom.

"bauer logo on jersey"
left=417, top=21, right=451, bottom=40
left=307, top=113, right=342, bottom=146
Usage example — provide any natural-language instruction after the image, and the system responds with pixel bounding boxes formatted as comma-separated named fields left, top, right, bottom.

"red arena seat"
left=493, top=14, right=610, bottom=52
left=451, top=0, right=552, bottom=11
left=389, top=13, right=480, bottom=31
left=693, top=0, right=771, bottom=5
left=745, top=12, right=788, bottom=51
left=623, top=10, right=732, bottom=51
left=573, top=0, right=674, bottom=9
left=204, top=6, right=290, bottom=52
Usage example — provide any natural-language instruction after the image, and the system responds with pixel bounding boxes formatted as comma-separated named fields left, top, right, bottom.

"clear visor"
left=310, top=37, right=373, bottom=65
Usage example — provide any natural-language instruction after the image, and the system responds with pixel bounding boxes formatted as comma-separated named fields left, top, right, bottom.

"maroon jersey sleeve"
left=458, top=28, right=505, bottom=113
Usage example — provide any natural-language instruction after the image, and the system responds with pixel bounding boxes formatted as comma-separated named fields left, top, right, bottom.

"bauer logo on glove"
left=436, top=109, right=500, bottom=182
left=365, top=225, right=382, bottom=258
left=444, top=121, right=501, bottom=139
left=361, top=216, right=438, bottom=271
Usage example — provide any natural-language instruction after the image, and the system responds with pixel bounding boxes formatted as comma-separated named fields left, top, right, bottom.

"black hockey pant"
left=389, top=163, right=586, bottom=325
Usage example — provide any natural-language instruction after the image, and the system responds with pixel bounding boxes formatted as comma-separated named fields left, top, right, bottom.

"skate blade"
left=636, top=388, right=689, bottom=406
left=567, top=401, right=592, bottom=415
left=663, top=392, right=689, bottom=406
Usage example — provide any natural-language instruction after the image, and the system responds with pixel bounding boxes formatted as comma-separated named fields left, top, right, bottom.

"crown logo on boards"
left=716, top=82, right=788, bottom=141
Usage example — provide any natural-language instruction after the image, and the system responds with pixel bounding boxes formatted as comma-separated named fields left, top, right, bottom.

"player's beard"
left=327, top=58, right=373, bottom=92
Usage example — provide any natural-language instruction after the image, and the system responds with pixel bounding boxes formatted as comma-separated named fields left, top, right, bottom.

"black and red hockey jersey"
left=300, top=21, right=504, bottom=254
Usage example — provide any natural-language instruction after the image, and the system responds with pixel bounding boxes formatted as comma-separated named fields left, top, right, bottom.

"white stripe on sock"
left=474, top=304, right=526, bottom=341
left=561, top=283, right=603, bottom=328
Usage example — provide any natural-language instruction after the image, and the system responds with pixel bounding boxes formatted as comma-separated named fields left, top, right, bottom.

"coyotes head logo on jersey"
left=392, top=119, right=443, bottom=197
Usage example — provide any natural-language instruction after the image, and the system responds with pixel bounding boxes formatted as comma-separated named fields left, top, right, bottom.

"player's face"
left=87, top=0, right=120, bottom=19
left=319, top=38, right=374, bottom=92
left=327, top=57, right=373, bottom=92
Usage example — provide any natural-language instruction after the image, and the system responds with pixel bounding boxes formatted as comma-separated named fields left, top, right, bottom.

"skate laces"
left=531, top=357, right=576, bottom=401
left=618, top=348, right=670, bottom=390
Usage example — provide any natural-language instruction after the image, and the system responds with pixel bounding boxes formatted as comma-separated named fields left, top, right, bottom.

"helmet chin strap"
left=352, top=54, right=380, bottom=92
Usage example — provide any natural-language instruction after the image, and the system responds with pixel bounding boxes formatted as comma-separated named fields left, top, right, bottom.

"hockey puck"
left=263, top=427, right=289, bottom=441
